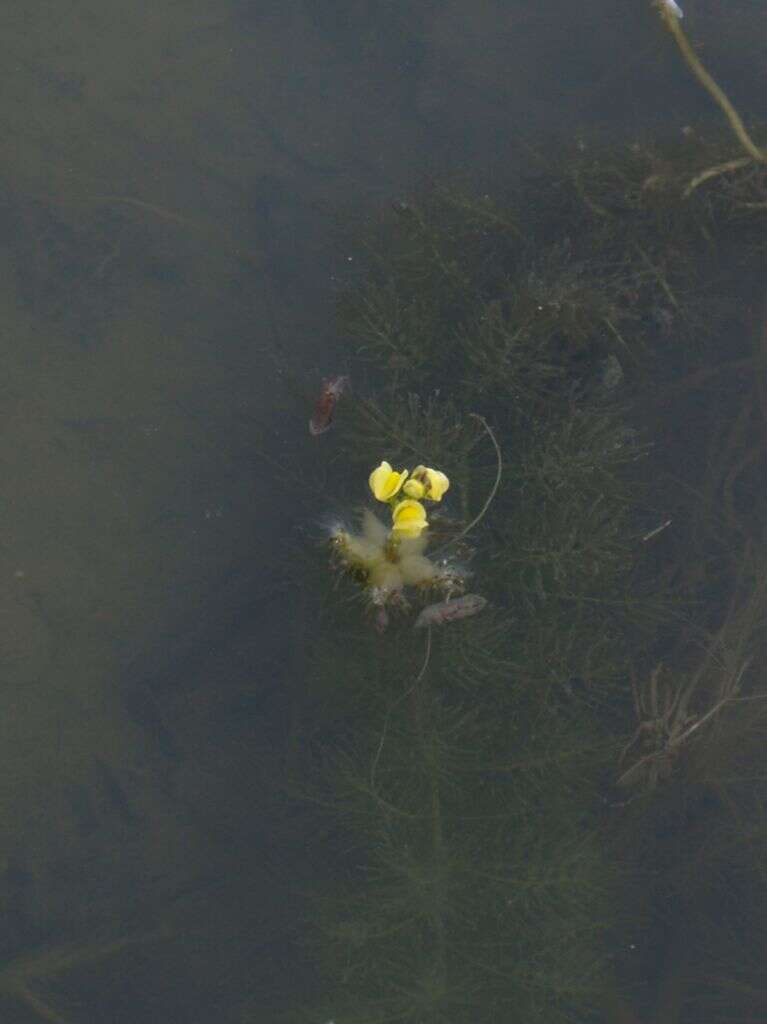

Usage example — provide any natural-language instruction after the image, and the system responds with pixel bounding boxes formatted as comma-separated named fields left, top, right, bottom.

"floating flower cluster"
left=330, top=460, right=465, bottom=628
left=368, top=460, right=450, bottom=538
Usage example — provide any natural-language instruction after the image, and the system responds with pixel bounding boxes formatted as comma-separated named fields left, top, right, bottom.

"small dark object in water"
left=309, top=375, right=349, bottom=435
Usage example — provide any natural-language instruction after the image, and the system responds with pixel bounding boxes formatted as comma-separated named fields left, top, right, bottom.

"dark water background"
left=0, top=1, right=763, bottom=1020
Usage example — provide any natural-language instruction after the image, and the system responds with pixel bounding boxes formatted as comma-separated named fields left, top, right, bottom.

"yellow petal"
left=402, top=478, right=426, bottom=499
left=393, top=522, right=425, bottom=539
left=369, top=461, right=408, bottom=501
left=425, top=468, right=450, bottom=501
left=391, top=498, right=428, bottom=537
left=410, top=465, right=450, bottom=501
left=369, top=460, right=392, bottom=497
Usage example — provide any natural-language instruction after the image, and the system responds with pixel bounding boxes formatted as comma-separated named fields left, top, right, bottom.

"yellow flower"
left=369, top=461, right=408, bottom=502
left=402, top=477, right=426, bottom=499
left=391, top=498, right=428, bottom=538
left=410, top=465, right=450, bottom=501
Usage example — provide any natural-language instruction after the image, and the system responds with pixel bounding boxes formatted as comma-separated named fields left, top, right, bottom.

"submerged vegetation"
left=266, top=10, right=767, bottom=1024
left=275, top=125, right=767, bottom=1022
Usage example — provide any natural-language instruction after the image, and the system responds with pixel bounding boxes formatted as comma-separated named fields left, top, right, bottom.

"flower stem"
left=658, top=4, right=766, bottom=164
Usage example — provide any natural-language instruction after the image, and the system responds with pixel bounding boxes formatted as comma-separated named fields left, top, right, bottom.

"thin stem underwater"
left=435, top=414, right=502, bottom=556
left=658, top=3, right=765, bottom=163
left=370, top=628, right=433, bottom=799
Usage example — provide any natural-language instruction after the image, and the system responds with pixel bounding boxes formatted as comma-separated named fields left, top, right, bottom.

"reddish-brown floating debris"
left=413, top=593, right=487, bottom=630
left=309, top=375, right=350, bottom=436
